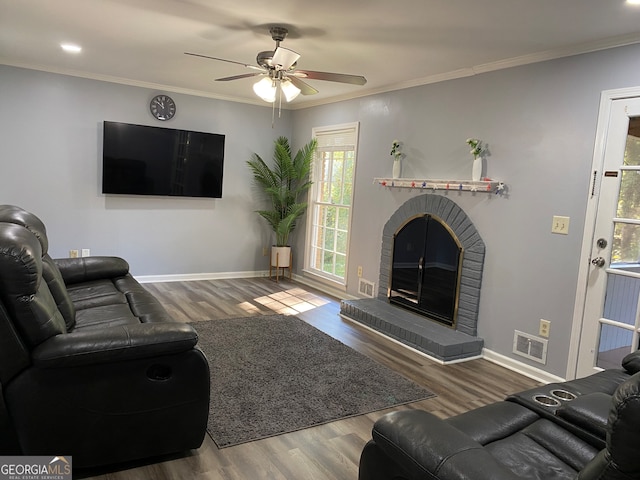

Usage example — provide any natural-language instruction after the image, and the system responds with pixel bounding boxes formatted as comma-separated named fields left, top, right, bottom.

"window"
left=305, top=123, right=359, bottom=285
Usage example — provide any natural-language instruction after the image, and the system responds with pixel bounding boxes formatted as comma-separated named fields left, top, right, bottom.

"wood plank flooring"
left=80, top=278, right=540, bottom=480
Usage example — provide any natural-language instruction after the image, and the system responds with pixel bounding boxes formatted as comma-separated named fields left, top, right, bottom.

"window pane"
left=318, top=205, right=329, bottom=227
left=311, top=244, right=323, bottom=270
left=611, top=222, right=640, bottom=265
left=324, top=228, right=335, bottom=250
left=623, top=118, right=640, bottom=166
left=338, top=207, right=349, bottom=230
left=320, top=155, right=332, bottom=202
left=314, top=226, right=324, bottom=250
left=326, top=206, right=337, bottom=228
left=323, top=251, right=334, bottom=274
left=616, top=170, right=640, bottom=219
left=335, top=254, right=346, bottom=278
left=336, top=230, right=348, bottom=254
left=596, top=324, right=633, bottom=370
left=344, top=155, right=354, bottom=206
left=331, top=155, right=344, bottom=204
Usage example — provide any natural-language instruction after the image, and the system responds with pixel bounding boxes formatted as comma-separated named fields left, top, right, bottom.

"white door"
left=575, top=97, right=640, bottom=378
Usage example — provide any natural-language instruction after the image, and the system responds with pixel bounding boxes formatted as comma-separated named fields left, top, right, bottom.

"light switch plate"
left=551, top=216, right=570, bottom=234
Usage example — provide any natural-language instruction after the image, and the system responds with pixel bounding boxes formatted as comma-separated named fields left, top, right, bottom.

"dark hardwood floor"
left=81, top=277, right=539, bottom=480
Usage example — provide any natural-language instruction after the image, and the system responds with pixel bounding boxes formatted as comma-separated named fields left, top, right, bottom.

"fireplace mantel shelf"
left=374, top=177, right=504, bottom=194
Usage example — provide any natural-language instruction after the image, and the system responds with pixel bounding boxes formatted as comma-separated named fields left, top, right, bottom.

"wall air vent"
left=358, top=278, right=376, bottom=298
left=513, top=330, right=548, bottom=364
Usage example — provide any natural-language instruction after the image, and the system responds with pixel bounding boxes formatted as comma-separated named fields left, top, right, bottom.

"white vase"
left=271, top=246, right=291, bottom=268
left=392, top=158, right=402, bottom=179
left=472, top=157, right=482, bottom=181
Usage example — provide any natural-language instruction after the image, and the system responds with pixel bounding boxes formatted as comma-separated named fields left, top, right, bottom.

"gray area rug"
left=191, top=314, right=435, bottom=448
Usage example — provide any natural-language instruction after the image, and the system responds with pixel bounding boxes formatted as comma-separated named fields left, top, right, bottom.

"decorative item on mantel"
left=390, top=140, right=403, bottom=179
left=466, top=138, right=485, bottom=181
left=374, top=177, right=505, bottom=194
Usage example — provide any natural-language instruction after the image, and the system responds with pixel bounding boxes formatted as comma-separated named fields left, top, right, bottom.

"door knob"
left=591, top=257, right=606, bottom=268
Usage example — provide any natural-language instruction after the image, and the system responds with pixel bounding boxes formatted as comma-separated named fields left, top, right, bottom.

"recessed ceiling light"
left=60, top=43, right=82, bottom=54
left=628, top=0, right=640, bottom=4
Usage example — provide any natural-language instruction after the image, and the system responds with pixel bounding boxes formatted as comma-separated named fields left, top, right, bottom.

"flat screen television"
left=102, top=121, right=225, bottom=198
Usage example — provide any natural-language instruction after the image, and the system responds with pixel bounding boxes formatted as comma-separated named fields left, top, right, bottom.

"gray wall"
left=1, top=65, right=292, bottom=276
left=3, top=42, right=640, bottom=377
left=292, top=43, right=640, bottom=377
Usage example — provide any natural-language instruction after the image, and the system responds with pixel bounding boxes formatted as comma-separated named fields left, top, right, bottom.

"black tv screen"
left=102, top=121, right=225, bottom=198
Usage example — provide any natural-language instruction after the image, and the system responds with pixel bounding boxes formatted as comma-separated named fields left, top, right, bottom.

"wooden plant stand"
left=269, top=249, right=293, bottom=283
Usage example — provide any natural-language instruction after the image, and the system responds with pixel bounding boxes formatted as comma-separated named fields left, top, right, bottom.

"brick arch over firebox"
left=378, top=194, right=485, bottom=337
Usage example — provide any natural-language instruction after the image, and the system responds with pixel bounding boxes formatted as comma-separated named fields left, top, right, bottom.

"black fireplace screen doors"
left=389, top=214, right=462, bottom=327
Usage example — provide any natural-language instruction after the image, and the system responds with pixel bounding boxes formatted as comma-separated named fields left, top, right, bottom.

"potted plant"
left=247, top=136, right=317, bottom=271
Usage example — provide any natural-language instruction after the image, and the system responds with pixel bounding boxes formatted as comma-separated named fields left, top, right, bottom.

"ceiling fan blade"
left=293, top=70, right=367, bottom=86
left=272, top=47, right=300, bottom=71
left=215, top=73, right=263, bottom=82
left=287, top=76, right=319, bottom=96
left=184, top=52, right=265, bottom=72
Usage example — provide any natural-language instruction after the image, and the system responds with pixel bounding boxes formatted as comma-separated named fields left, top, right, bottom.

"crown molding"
left=4, top=32, right=640, bottom=111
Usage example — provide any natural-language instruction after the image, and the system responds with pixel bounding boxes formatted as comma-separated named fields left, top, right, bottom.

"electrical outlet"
left=539, top=319, right=551, bottom=338
left=69, top=250, right=79, bottom=258
left=357, top=266, right=363, bottom=277
left=262, top=247, right=268, bottom=256
left=551, top=216, right=570, bottom=235
left=81, top=248, right=90, bottom=257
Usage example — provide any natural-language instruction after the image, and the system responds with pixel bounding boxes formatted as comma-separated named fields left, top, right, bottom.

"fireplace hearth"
left=340, top=194, right=485, bottom=362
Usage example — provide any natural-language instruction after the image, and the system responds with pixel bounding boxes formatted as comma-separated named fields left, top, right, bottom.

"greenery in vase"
left=466, top=138, right=485, bottom=159
left=390, top=140, right=402, bottom=161
left=247, top=136, right=317, bottom=247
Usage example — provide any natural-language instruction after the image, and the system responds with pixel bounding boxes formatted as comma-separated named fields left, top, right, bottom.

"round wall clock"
left=150, top=94, right=176, bottom=121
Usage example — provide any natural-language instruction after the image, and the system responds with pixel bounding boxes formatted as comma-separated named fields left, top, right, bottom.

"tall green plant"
left=247, top=136, right=317, bottom=247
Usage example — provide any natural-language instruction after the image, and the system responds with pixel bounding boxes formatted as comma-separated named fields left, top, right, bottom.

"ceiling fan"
left=185, top=26, right=367, bottom=103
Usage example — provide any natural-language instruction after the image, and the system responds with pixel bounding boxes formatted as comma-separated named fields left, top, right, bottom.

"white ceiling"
left=2, top=0, right=640, bottom=108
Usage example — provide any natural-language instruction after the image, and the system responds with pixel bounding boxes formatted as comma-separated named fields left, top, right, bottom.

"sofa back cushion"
left=42, top=254, right=76, bottom=330
left=0, top=223, right=68, bottom=347
left=0, top=205, right=76, bottom=329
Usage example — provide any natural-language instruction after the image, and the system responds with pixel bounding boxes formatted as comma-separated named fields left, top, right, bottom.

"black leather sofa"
left=359, top=356, right=640, bottom=479
left=0, top=205, right=210, bottom=468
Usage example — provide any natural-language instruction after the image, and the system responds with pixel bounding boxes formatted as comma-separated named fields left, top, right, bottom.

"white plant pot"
left=271, top=246, right=291, bottom=268
left=472, top=157, right=482, bottom=181
left=392, top=158, right=402, bottom=179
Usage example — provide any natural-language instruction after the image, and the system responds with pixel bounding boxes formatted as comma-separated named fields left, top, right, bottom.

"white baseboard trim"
left=482, top=348, right=566, bottom=384
left=134, top=270, right=268, bottom=283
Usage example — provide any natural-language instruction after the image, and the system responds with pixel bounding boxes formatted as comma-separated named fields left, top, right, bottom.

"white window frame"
left=304, top=122, right=360, bottom=288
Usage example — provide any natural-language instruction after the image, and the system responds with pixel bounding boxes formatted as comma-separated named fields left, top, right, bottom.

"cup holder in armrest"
left=532, top=394, right=561, bottom=407
left=550, top=389, right=577, bottom=401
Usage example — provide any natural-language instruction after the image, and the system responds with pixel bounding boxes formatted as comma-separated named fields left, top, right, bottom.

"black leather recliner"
left=0, top=205, right=210, bottom=468
left=359, top=369, right=640, bottom=480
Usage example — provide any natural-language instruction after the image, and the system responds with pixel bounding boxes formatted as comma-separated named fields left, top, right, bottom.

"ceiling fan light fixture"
left=272, top=47, right=300, bottom=71
left=253, top=76, right=277, bottom=102
left=281, top=79, right=301, bottom=102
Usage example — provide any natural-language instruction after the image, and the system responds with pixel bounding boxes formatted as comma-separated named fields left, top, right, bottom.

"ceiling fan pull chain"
left=271, top=98, right=276, bottom=129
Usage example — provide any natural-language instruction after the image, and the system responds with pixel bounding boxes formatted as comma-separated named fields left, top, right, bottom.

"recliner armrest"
left=556, top=392, right=611, bottom=439
left=31, top=323, right=199, bottom=367
left=54, top=256, right=129, bottom=284
left=371, top=410, right=522, bottom=480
